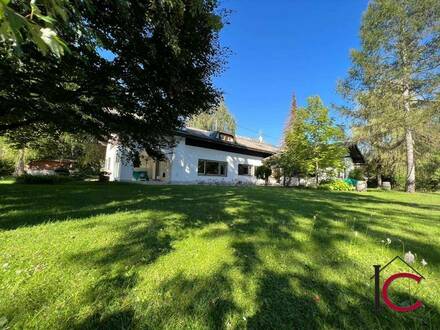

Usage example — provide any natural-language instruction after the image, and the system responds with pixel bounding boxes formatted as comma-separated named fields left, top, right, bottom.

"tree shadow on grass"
left=1, top=183, right=439, bottom=328
left=70, top=218, right=176, bottom=269
left=71, top=273, right=138, bottom=329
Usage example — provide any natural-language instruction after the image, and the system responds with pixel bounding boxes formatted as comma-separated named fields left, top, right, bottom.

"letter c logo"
left=382, top=272, right=423, bottom=312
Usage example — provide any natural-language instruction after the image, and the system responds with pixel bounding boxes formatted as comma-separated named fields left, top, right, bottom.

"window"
left=198, top=159, right=228, bottom=176
left=219, top=133, right=234, bottom=143
left=238, top=164, right=253, bottom=176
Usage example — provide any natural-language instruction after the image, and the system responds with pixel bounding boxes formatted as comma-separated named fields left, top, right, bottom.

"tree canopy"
left=1, top=0, right=224, bottom=159
left=338, top=0, right=440, bottom=192
left=273, top=96, right=346, bottom=186
left=186, top=100, right=236, bottom=134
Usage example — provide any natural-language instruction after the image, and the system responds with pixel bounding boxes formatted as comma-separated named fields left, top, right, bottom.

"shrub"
left=320, top=178, right=335, bottom=185
left=348, top=167, right=365, bottom=180
left=99, top=171, right=110, bottom=182
left=15, top=174, right=73, bottom=184
left=0, top=159, right=14, bottom=176
left=255, top=165, right=272, bottom=183
left=319, top=180, right=355, bottom=191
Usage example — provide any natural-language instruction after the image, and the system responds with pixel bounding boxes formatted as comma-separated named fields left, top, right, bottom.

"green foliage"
left=319, top=180, right=355, bottom=191
left=0, top=158, right=14, bottom=176
left=0, top=0, right=71, bottom=56
left=1, top=133, right=104, bottom=175
left=275, top=96, right=346, bottom=185
left=1, top=0, right=224, bottom=160
left=15, top=174, right=73, bottom=184
left=338, top=0, right=440, bottom=192
left=255, top=164, right=272, bottom=183
left=186, top=100, right=236, bottom=134
left=418, top=152, right=440, bottom=191
left=348, top=168, right=364, bottom=180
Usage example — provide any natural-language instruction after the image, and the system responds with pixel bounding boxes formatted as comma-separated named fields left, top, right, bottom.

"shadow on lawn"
left=72, top=273, right=137, bottom=330
left=1, top=183, right=439, bottom=328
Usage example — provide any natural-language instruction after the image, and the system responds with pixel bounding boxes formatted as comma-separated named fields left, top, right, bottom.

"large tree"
left=1, top=0, right=224, bottom=159
left=186, top=100, right=236, bottom=134
left=339, top=0, right=440, bottom=192
left=275, top=96, right=346, bottom=186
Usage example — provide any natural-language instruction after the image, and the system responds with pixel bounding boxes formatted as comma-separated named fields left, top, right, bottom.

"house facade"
left=105, top=127, right=278, bottom=184
left=105, top=127, right=365, bottom=185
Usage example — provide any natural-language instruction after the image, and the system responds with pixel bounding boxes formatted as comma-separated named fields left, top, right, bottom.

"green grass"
left=0, top=182, right=439, bottom=329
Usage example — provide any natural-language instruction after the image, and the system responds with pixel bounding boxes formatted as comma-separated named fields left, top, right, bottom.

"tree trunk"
left=376, top=163, right=382, bottom=187
left=377, top=173, right=382, bottom=188
left=405, top=128, right=416, bottom=193
left=315, top=160, right=319, bottom=187
left=403, top=82, right=415, bottom=193
left=14, top=148, right=25, bottom=177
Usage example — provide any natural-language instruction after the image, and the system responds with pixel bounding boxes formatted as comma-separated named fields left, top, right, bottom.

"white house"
left=105, top=127, right=278, bottom=184
left=105, top=127, right=365, bottom=185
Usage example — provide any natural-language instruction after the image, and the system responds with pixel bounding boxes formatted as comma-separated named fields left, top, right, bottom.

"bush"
left=319, top=180, right=355, bottom=191
left=320, top=178, right=335, bottom=185
left=99, top=171, right=110, bottom=182
left=348, top=167, right=365, bottom=180
left=255, top=165, right=272, bottom=182
left=15, top=174, right=73, bottom=184
left=0, top=159, right=14, bottom=176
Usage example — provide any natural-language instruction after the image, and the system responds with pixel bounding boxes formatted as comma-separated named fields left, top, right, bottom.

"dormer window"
left=219, top=133, right=234, bottom=143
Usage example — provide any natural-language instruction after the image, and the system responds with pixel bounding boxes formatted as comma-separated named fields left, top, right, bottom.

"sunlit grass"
left=0, top=182, right=439, bottom=329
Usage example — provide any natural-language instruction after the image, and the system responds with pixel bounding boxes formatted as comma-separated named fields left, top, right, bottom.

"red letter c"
left=382, top=272, right=423, bottom=312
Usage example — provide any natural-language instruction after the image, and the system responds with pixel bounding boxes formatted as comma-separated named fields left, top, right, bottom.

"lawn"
left=0, top=182, right=439, bottom=329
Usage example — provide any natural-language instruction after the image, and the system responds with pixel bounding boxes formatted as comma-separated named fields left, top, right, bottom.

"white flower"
left=386, top=238, right=392, bottom=245
left=421, top=259, right=428, bottom=267
left=404, top=251, right=415, bottom=265
left=40, top=27, right=57, bottom=44
left=40, top=27, right=64, bottom=57
left=354, top=231, right=358, bottom=237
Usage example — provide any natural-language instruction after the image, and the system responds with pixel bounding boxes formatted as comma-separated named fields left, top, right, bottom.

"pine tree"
left=282, top=93, right=297, bottom=143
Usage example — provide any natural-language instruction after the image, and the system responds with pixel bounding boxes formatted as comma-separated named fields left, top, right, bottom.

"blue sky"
left=214, top=0, right=369, bottom=145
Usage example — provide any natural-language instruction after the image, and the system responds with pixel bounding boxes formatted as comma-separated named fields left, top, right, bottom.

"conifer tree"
left=339, top=0, right=440, bottom=192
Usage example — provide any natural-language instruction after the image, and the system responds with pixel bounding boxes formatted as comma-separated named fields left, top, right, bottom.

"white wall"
left=105, top=142, right=133, bottom=181
left=106, top=137, right=268, bottom=184
left=169, top=138, right=265, bottom=184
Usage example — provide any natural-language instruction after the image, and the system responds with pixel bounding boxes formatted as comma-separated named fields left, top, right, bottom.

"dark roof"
left=177, top=127, right=279, bottom=157
left=176, top=127, right=365, bottom=164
